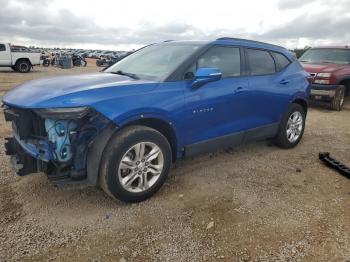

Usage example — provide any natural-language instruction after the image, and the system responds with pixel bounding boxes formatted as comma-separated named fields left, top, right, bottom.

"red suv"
left=300, top=46, right=350, bottom=110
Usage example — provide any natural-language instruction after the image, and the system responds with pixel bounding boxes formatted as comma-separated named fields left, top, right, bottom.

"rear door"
left=244, top=48, right=293, bottom=127
left=0, top=44, right=11, bottom=66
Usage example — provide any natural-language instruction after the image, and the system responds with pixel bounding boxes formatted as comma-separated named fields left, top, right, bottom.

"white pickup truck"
left=0, top=43, right=41, bottom=73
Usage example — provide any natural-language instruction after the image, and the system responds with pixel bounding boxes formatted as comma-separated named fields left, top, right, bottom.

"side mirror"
left=192, top=68, right=222, bottom=88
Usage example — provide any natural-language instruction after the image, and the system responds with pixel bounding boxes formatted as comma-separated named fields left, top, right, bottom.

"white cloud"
left=0, top=0, right=349, bottom=50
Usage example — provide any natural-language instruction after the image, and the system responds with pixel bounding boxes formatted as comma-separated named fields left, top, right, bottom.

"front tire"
left=330, top=86, right=345, bottom=111
left=274, top=103, right=306, bottom=149
left=99, top=126, right=172, bottom=203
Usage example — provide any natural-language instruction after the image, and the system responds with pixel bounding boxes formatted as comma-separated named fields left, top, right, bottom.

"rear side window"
left=246, top=49, right=275, bottom=75
left=271, top=52, right=291, bottom=71
left=197, top=46, right=241, bottom=77
left=0, top=44, right=5, bottom=52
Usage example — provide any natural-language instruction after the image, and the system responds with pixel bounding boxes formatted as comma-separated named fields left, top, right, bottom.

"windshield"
left=105, top=43, right=202, bottom=81
left=300, top=48, right=350, bottom=64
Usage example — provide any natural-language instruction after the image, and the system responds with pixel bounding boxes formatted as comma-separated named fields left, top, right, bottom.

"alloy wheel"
left=286, top=111, right=303, bottom=143
left=118, top=142, right=164, bottom=193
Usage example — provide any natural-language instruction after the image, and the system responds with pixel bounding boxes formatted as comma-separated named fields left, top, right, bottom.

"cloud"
left=259, top=1, right=350, bottom=47
left=0, top=0, right=350, bottom=49
left=276, top=0, right=316, bottom=10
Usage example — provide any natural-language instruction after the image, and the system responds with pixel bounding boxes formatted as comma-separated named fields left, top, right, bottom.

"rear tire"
left=15, top=59, right=31, bottom=73
left=330, top=86, right=345, bottom=111
left=274, top=103, right=306, bottom=149
left=99, top=125, right=172, bottom=203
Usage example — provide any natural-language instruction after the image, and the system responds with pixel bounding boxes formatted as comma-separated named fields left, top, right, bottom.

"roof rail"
left=216, top=37, right=285, bottom=49
left=163, top=40, right=174, bottom=42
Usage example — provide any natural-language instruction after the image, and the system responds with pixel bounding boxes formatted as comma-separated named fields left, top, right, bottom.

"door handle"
left=235, top=86, right=246, bottom=93
left=280, top=79, right=290, bottom=85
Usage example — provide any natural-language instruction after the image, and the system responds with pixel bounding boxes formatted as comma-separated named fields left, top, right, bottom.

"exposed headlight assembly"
left=35, top=107, right=90, bottom=119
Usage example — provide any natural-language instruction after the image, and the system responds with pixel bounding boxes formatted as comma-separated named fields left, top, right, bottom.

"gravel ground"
left=0, top=60, right=349, bottom=261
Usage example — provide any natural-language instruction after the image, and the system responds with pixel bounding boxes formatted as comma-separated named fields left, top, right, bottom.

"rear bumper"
left=310, top=84, right=341, bottom=101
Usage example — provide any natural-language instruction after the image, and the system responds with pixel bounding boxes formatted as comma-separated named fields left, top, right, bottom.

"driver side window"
left=184, top=46, right=241, bottom=79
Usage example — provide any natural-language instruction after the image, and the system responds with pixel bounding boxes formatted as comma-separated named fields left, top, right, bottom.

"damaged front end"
left=4, top=106, right=111, bottom=182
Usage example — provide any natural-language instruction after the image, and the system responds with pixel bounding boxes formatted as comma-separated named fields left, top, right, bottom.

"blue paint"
left=3, top=39, right=310, bottom=164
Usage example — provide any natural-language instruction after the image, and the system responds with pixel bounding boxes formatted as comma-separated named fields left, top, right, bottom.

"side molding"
left=185, top=123, right=279, bottom=158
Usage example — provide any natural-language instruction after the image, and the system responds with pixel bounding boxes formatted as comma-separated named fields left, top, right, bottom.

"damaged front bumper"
left=3, top=105, right=110, bottom=182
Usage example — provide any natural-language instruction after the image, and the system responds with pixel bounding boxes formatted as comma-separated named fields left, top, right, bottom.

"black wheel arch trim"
left=291, top=97, right=308, bottom=115
left=15, top=58, right=32, bottom=67
left=86, top=123, right=119, bottom=186
left=86, top=116, right=179, bottom=186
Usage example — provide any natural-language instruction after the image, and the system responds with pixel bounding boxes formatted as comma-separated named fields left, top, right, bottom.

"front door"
left=183, top=46, right=250, bottom=150
left=0, top=44, right=10, bottom=66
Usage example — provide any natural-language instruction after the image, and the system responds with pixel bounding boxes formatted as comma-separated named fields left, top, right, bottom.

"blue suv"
left=2, top=38, right=310, bottom=202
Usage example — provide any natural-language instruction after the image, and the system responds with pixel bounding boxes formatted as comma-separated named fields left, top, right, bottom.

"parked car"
left=299, top=46, right=350, bottom=110
left=98, top=51, right=115, bottom=59
left=0, top=43, right=41, bottom=73
left=2, top=38, right=310, bottom=202
left=72, top=54, right=87, bottom=67
left=96, top=56, right=120, bottom=67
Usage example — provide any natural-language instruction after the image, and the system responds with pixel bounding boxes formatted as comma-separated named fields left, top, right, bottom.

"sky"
left=0, top=0, right=350, bottom=51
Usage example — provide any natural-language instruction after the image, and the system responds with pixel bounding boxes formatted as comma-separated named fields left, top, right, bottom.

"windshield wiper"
left=299, top=60, right=309, bottom=63
left=111, top=70, right=139, bottom=79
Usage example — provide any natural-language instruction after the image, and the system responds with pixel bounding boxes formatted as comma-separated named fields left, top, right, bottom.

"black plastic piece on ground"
left=319, top=152, right=350, bottom=179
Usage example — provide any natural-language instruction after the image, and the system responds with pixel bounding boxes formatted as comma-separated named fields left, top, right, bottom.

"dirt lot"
left=0, top=60, right=349, bottom=261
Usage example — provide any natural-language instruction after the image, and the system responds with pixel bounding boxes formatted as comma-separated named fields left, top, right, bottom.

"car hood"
left=301, top=62, right=349, bottom=74
left=3, top=72, right=157, bottom=108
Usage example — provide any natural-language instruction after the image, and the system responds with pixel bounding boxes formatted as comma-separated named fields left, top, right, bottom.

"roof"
left=159, top=38, right=292, bottom=58
left=213, top=37, right=287, bottom=52
left=161, top=37, right=287, bottom=52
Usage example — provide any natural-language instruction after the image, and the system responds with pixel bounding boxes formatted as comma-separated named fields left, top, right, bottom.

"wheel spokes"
left=145, top=147, right=160, bottom=162
left=148, top=164, right=163, bottom=175
left=122, top=172, right=138, bottom=188
left=138, top=173, right=150, bottom=190
left=134, top=143, right=146, bottom=161
left=120, top=156, right=135, bottom=170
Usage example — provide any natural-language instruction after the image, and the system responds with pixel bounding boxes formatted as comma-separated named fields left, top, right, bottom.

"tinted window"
left=0, top=44, right=5, bottom=52
left=247, top=49, right=275, bottom=75
left=197, top=46, right=241, bottom=77
left=272, top=52, right=291, bottom=71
